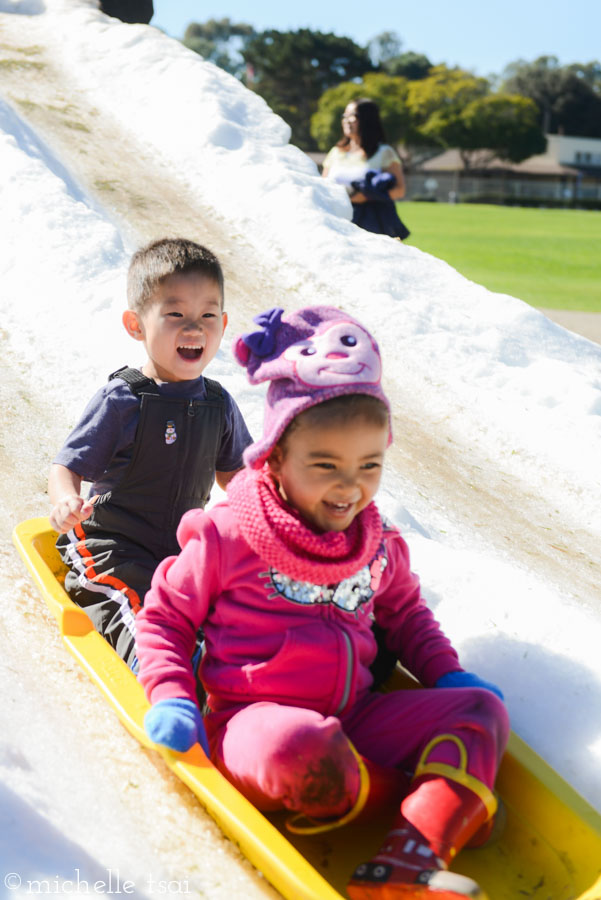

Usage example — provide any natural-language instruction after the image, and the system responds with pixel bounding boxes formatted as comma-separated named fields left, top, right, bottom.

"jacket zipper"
left=334, top=629, right=353, bottom=716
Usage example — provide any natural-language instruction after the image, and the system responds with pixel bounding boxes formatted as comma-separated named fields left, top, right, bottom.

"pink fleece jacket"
left=136, top=504, right=461, bottom=718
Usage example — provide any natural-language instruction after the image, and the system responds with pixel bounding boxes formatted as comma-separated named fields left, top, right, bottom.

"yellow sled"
left=13, top=517, right=601, bottom=900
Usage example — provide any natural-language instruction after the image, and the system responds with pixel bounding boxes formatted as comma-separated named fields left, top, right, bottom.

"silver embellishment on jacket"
left=262, top=545, right=388, bottom=612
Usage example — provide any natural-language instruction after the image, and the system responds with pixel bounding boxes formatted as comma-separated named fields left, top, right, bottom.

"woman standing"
left=322, top=98, right=410, bottom=240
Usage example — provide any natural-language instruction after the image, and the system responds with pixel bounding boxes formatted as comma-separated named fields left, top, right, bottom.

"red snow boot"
left=347, top=735, right=497, bottom=899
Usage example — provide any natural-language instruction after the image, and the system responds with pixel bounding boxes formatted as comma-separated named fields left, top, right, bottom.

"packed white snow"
left=1, top=0, right=601, bottom=895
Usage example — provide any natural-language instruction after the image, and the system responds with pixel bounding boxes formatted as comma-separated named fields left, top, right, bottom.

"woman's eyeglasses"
left=341, top=114, right=358, bottom=122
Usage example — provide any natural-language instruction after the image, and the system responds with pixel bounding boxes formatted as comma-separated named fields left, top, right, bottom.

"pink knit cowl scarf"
left=227, top=465, right=383, bottom=584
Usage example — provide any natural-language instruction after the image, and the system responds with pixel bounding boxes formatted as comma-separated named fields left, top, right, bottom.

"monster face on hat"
left=234, top=306, right=391, bottom=469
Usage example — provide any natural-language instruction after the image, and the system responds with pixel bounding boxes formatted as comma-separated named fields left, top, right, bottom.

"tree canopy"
left=311, top=73, right=411, bottom=151
left=501, top=56, right=601, bottom=137
left=367, top=31, right=403, bottom=67
left=179, top=20, right=601, bottom=153
left=408, top=67, right=546, bottom=165
left=241, top=29, right=373, bottom=149
left=384, top=51, right=433, bottom=81
left=312, top=65, right=490, bottom=156
left=406, top=65, right=489, bottom=133
left=454, top=94, right=547, bottom=166
left=183, top=18, right=255, bottom=77
left=367, top=31, right=432, bottom=79
left=313, top=65, right=546, bottom=168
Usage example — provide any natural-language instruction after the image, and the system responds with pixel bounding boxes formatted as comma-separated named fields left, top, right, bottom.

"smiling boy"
left=48, top=238, right=252, bottom=669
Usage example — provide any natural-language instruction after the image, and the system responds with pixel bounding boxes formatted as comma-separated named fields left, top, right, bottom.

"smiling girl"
left=137, top=305, right=509, bottom=899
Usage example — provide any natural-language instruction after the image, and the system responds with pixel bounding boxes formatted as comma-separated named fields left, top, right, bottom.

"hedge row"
left=409, top=193, right=601, bottom=209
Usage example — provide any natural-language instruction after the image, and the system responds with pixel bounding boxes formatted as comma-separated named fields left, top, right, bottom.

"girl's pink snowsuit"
left=136, top=504, right=509, bottom=819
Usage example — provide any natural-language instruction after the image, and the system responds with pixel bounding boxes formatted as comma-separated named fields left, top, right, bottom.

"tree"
left=456, top=94, right=547, bottom=166
left=311, top=73, right=411, bottom=151
left=406, top=64, right=490, bottom=130
left=501, top=55, right=563, bottom=133
left=366, top=31, right=432, bottom=80
left=311, top=64, right=546, bottom=170
left=501, top=56, right=601, bottom=136
left=402, top=64, right=490, bottom=157
left=407, top=68, right=546, bottom=165
left=568, top=61, right=601, bottom=94
left=367, top=31, right=403, bottom=67
left=552, top=76, right=601, bottom=137
left=311, top=67, right=490, bottom=165
left=242, top=29, right=374, bottom=150
left=183, top=18, right=255, bottom=78
left=383, top=51, right=433, bottom=81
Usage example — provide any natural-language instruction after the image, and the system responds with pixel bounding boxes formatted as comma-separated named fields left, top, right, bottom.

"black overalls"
left=56, top=367, right=225, bottom=669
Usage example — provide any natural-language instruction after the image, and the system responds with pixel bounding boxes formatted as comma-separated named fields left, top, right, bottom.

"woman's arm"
left=385, top=159, right=406, bottom=200
left=350, top=158, right=406, bottom=205
left=350, top=190, right=368, bottom=204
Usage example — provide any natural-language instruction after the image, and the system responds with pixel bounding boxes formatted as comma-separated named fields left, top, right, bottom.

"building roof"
left=418, top=148, right=580, bottom=177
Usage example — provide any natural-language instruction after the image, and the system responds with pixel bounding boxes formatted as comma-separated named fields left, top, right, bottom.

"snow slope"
left=1, top=1, right=601, bottom=895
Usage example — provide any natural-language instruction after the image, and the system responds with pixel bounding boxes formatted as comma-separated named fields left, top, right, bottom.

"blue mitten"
left=436, top=671, right=504, bottom=701
left=144, top=698, right=209, bottom=754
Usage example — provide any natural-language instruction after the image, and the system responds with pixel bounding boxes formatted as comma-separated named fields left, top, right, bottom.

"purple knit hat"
left=234, top=306, right=391, bottom=469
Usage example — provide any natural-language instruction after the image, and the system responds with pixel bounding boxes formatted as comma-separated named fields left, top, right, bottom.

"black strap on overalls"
left=83, top=366, right=226, bottom=559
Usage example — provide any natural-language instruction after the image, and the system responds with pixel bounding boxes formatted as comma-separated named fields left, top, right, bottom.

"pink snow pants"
left=207, top=687, right=510, bottom=818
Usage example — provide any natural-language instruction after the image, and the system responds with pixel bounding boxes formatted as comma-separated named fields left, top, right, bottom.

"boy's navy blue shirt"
left=54, top=373, right=252, bottom=496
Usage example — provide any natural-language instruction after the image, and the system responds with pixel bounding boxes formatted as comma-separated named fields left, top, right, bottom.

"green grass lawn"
left=398, top=202, right=601, bottom=311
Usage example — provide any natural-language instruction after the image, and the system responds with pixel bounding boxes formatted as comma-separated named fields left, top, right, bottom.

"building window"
left=575, top=151, right=601, bottom=166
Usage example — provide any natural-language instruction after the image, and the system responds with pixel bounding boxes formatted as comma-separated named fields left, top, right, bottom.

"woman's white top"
left=323, top=144, right=400, bottom=188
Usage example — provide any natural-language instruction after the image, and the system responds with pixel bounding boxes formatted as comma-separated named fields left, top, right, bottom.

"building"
left=406, top=135, right=601, bottom=207
left=546, top=135, right=601, bottom=202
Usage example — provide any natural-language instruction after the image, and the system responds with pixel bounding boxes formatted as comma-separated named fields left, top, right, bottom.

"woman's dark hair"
left=337, top=98, right=388, bottom=159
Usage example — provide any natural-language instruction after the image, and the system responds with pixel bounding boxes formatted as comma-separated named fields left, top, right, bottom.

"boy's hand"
left=144, top=698, right=209, bottom=755
left=49, top=494, right=95, bottom=533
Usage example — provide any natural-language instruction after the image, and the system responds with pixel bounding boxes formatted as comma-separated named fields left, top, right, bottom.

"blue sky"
left=150, top=0, right=600, bottom=78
